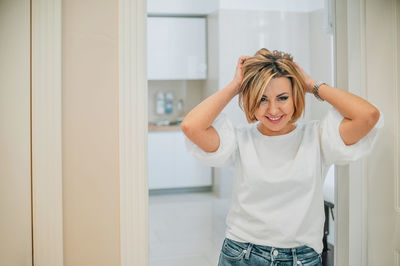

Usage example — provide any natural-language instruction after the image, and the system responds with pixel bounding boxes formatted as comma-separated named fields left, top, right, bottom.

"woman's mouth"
left=266, top=115, right=284, bottom=124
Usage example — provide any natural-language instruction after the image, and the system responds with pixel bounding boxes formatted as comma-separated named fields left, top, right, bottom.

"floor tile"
left=149, top=192, right=230, bottom=266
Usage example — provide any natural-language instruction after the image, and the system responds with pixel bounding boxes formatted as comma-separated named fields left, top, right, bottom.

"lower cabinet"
left=148, top=130, right=212, bottom=189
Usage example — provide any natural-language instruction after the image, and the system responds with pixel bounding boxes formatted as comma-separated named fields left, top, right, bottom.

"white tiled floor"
left=149, top=192, right=231, bottom=266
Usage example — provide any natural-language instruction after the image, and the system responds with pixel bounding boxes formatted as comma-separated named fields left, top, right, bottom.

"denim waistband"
left=225, top=237, right=320, bottom=261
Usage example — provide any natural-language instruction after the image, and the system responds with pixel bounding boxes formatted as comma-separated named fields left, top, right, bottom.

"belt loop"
left=270, top=248, right=275, bottom=262
left=291, top=248, right=297, bottom=266
left=244, top=243, right=253, bottom=260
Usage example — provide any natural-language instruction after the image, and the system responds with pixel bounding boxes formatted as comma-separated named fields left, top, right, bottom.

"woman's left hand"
left=294, top=62, right=317, bottom=93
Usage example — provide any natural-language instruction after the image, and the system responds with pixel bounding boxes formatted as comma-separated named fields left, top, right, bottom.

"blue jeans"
left=218, top=238, right=322, bottom=266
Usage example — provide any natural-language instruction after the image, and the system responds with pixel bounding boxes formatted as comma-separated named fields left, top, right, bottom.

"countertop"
left=148, top=124, right=181, bottom=132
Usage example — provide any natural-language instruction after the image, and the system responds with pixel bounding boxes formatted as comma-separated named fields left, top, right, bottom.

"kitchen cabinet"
left=148, top=130, right=212, bottom=189
left=147, top=16, right=207, bottom=80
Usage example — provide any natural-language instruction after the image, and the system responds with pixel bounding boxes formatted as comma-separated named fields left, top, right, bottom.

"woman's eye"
left=278, top=96, right=288, bottom=101
left=260, top=97, right=267, bottom=102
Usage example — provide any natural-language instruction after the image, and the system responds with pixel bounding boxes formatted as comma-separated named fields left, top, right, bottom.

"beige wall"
left=62, top=0, right=120, bottom=265
left=0, top=0, right=32, bottom=265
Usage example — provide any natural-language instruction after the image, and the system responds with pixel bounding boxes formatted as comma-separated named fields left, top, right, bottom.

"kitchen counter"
left=148, top=124, right=181, bottom=132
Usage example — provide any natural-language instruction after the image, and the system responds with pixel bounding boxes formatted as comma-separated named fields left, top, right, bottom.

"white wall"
left=308, top=9, right=334, bottom=121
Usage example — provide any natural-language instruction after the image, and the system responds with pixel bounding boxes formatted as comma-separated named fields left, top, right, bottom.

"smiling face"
left=239, top=48, right=306, bottom=127
left=254, top=77, right=295, bottom=136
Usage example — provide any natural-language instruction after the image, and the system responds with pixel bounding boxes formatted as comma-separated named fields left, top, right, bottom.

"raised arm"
left=181, top=56, right=249, bottom=152
left=295, top=63, right=380, bottom=145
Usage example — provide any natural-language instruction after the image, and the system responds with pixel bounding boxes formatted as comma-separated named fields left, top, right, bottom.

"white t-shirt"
left=185, top=107, right=383, bottom=254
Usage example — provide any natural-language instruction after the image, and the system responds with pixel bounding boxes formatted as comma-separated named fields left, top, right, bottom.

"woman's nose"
left=267, top=102, right=279, bottom=114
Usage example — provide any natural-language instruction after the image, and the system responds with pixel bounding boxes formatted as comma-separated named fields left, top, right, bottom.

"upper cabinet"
left=147, top=17, right=207, bottom=80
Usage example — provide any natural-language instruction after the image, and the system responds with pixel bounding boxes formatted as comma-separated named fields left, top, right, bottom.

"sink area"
left=150, top=118, right=183, bottom=127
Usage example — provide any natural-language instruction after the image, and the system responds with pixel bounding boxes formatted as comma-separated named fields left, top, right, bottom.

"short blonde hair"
left=239, top=48, right=306, bottom=123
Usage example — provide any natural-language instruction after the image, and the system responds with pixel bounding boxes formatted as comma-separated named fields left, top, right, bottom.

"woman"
left=181, top=49, right=382, bottom=266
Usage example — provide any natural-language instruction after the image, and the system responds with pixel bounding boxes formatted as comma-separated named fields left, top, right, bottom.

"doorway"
left=145, top=1, right=336, bottom=265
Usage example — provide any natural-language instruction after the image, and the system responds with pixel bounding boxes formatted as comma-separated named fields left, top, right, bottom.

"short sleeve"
left=184, top=113, right=237, bottom=167
left=319, top=107, right=384, bottom=166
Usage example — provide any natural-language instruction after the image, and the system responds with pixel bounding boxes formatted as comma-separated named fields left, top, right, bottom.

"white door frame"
left=32, top=0, right=64, bottom=265
left=334, top=0, right=375, bottom=265
left=333, top=0, right=351, bottom=264
left=119, top=0, right=357, bottom=265
left=118, top=0, right=149, bottom=265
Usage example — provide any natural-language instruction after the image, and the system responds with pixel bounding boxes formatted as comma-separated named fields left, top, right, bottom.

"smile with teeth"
left=266, top=115, right=284, bottom=124
left=267, top=115, right=284, bottom=122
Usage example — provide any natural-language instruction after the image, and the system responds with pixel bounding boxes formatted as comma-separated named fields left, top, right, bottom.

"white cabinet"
left=147, top=17, right=207, bottom=80
left=148, top=130, right=212, bottom=189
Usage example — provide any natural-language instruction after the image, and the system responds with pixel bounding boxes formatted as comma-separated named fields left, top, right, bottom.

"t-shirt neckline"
left=253, top=122, right=300, bottom=139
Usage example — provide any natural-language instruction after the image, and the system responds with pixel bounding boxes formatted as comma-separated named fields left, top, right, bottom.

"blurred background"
left=146, top=1, right=335, bottom=265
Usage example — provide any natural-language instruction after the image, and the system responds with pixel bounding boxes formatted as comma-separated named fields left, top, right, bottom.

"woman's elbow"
left=364, top=107, right=380, bottom=128
left=369, top=107, right=380, bottom=125
left=180, top=120, right=196, bottom=137
left=180, top=120, right=190, bottom=135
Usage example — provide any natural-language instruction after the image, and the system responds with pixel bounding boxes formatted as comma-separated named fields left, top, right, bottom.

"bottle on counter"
left=165, top=92, right=174, bottom=114
left=156, top=91, right=165, bottom=115
left=177, top=98, right=184, bottom=117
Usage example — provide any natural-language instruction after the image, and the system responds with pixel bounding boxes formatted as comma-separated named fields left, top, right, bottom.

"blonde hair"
left=239, top=48, right=306, bottom=123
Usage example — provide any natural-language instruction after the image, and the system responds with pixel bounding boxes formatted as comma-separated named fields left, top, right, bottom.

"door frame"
left=118, top=0, right=148, bottom=265
left=119, top=0, right=363, bottom=265
left=333, top=0, right=351, bottom=265
left=334, top=0, right=374, bottom=265
left=31, top=0, right=63, bottom=265
left=119, top=0, right=357, bottom=265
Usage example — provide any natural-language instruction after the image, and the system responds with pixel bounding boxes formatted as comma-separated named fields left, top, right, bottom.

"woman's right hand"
left=181, top=56, right=250, bottom=153
left=231, top=56, right=251, bottom=94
